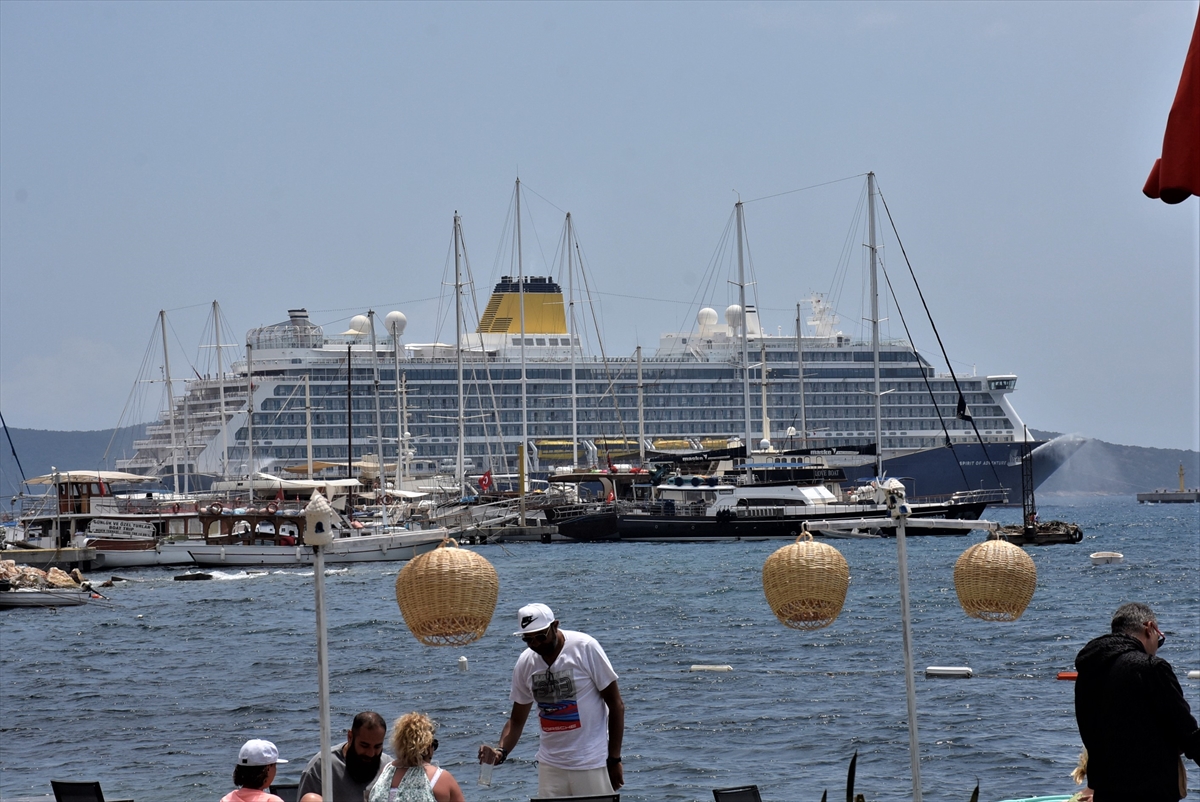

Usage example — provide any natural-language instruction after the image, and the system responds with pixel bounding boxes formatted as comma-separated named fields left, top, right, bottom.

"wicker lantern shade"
left=954, top=539, right=1037, bottom=622
left=395, top=538, right=499, bottom=646
left=762, top=532, right=850, bottom=630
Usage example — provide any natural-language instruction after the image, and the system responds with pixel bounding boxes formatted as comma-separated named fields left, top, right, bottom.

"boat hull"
left=187, top=531, right=446, bottom=567
left=87, top=538, right=198, bottom=568
left=0, top=588, right=92, bottom=608
left=558, top=499, right=989, bottom=542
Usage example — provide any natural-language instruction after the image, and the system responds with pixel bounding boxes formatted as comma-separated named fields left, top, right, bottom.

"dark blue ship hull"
left=838, top=438, right=1084, bottom=499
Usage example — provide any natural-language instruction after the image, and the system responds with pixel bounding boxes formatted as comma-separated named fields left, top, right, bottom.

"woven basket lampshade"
left=954, top=539, right=1037, bottom=622
left=762, top=532, right=850, bottom=631
left=395, top=539, right=499, bottom=646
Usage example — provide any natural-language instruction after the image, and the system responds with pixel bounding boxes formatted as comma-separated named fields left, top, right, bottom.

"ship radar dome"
left=725, top=304, right=744, bottom=328
left=697, top=307, right=718, bottom=327
left=385, top=311, right=407, bottom=335
left=343, top=314, right=370, bottom=336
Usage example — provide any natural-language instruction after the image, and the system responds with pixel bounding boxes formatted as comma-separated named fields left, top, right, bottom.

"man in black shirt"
left=1075, top=602, right=1200, bottom=801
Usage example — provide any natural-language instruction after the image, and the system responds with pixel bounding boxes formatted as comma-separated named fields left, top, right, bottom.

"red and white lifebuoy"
left=208, top=502, right=224, bottom=515
left=266, top=502, right=278, bottom=515
left=171, top=503, right=181, bottom=514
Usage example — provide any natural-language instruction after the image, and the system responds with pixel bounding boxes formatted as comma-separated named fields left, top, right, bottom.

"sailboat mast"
left=567, top=213, right=579, bottom=469
left=346, top=344, right=353, bottom=480
left=796, top=303, right=807, bottom=449
left=368, top=310, right=388, bottom=527
left=305, top=375, right=314, bottom=480
left=390, top=318, right=405, bottom=494
left=633, top=345, right=643, bottom=470
left=868, top=171, right=883, bottom=478
left=214, top=301, right=229, bottom=479
left=246, top=343, right=255, bottom=480
left=736, top=201, right=753, bottom=462
left=516, top=179, right=528, bottom=492
left=159, top=310, right=178, bottom=492
left=454, top=213, right=466, bottom=498
left=760, top=340, right=770, bottom=449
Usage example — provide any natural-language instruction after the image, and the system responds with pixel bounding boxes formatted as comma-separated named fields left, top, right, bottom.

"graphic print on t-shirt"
left=532, top=668, right=580, bottom=732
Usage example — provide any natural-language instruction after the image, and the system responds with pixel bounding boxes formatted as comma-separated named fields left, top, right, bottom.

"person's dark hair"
left=1111, top=602, right=1156, bottom=635
left=233, top=764, right=271, bottom=789
left=352, top=711, right=387, bottom=733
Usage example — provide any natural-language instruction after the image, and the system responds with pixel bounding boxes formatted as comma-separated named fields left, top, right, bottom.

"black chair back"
left=51, top=781, right=104, bottom=802
left=531, top=796, right=619, bottom=802
left=270, top=783, right=300, bottom=802
left=712, top=785, right=762, bottom=802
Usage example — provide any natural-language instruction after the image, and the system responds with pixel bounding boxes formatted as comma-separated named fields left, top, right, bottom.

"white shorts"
left=536, top=763, right=614, bottom=798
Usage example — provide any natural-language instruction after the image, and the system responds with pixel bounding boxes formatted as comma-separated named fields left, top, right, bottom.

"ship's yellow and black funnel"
left=476, top=276, right=567, bottom=335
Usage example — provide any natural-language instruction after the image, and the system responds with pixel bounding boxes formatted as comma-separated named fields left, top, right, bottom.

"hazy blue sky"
left=2, top=1, right=1197, bottom=451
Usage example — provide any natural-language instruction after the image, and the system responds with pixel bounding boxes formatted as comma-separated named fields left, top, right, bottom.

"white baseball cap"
left=238, top=739, right=288, bottom=766
left=514, top=602, right=556, bottom=636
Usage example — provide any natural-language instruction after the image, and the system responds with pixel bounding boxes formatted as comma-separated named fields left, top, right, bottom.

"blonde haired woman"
left=366, top=713, right=464, bottom=802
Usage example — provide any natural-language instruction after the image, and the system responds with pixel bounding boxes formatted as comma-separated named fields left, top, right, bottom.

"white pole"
left=868, top=172, right=883, bottom=478
left=736, top=201, right=752, bottom=463
left=160, top=310, right=178, bottom=493
left=313, top=543, right=333, bottom=802
left=306, top=376, right=314, bottom=481
left=637, top=346, right=645, bottom=468
left=796, top=303, right=807, bottom=449
left=215, top=301, right=229, bottom=479
left=894, top=509, right=922, bottom=801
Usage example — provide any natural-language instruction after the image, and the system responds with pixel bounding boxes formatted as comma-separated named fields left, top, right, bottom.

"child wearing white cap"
left=221, top=739, right=289, bottom=802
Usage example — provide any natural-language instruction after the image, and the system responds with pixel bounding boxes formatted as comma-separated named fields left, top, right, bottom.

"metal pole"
left=369, top=311, right=388, bottom=527
left=736, top=201, right=752, bottom=462
left=636, top=346, right=645, bottom=468
left=796, top=303, right=807, bottom=449
left=894, top=510, right=923, bottom=801
left=306, top=376, right=314, bottom=481
left=313, top=543, right=333, bottom=802
left=160, top=310, right=178, bottom=493
left=868, top=172, right=883, bottom=478
left=246, top=343, right=255, bottom=481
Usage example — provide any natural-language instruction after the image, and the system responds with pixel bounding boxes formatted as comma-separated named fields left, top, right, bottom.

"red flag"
left=1144, top=9, right=1200, bottom=203
left=606, top=490, right=615, bottom=502
left=479, top=470, right=493, bottom=493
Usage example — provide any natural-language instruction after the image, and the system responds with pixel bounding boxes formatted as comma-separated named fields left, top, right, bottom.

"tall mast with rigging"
left=454, top=213, right=466, bottom=498
left=736, top=201, right=753, bottom=463
left=368, top=310, right=388, bottom=527
left=868, top=171, right=884, bottom=478
left=159, top=310, right=178, bottom=492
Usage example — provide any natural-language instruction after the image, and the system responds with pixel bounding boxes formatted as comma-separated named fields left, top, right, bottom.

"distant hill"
left=1030, top=430, right=1200, bottom=495
left=0, top=424, right=1196, bottom=497
left=0, top=424, right=148, bottom=497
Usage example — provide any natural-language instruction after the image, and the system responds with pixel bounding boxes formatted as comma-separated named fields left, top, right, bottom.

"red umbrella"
left=1143, top=9, right=1200, bottom=204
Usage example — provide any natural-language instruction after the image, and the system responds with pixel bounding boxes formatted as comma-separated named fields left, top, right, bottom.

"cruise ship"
left=115, top=277, right=1078, bottom=499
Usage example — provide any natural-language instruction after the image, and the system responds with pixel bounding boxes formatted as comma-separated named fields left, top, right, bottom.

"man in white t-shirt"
left=479, top=603, right=625, bottom=798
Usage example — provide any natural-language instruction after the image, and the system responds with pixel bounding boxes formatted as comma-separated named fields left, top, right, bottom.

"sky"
left=1, top=1, right=1197, bottom=451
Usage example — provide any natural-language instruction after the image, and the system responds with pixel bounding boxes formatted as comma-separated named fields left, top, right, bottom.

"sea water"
left=1, top=496, right=1196, bottom=802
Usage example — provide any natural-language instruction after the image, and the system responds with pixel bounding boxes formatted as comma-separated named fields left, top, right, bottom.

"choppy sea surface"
left=1, top=495, right=1197, bottom=802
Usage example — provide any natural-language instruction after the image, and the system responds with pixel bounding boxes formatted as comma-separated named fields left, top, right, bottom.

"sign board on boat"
left=88, top=519, right=155, bottom=537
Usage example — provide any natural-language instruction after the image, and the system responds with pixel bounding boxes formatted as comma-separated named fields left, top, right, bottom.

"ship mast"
left=637, top=346, right=645, bottom=468
left=214, top=301, right=229, bottom=480
left=454, top=213, right=466, bottom=498
left=760, top=340, right=770, bottom=450
left=516, top=178, right=528, bottom=523
left=368, top=310, right=388, bottom=527
left=567, top=212, right=579, bottom=469
left=868, top=171, right=884, bottom=478
left=736, top=201, right=753, bottom=463
left=796, top=303, right=807, bottom=449
left=159, top=310, right=178, bottom=493
left=246, top=342, right=254, bottom=480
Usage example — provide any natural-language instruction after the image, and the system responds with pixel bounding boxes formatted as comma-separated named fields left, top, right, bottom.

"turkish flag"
left=479, top=470, right=493, bottom=493
left=1144, top=9, right=1200, bottom=203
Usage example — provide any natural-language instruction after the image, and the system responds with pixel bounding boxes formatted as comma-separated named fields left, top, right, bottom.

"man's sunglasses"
left=522, top=627, right=554, bottom=644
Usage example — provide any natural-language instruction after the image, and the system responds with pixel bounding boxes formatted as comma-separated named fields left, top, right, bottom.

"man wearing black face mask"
left=297, top=711, right=390, bottom=801
left=1075, top=602, right=1200, bottom=801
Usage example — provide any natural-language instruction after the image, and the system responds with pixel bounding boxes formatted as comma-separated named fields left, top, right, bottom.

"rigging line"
left=104, top=319, right=162, bottom=465
left=876, top=186, right=1004, bottom=489
left=876, top=261, right=971, bottom=490
left=520, top=182, right=568, bottom=215
left=309, top=297, right=441, bottom=318
left=458, top=221, right=507, bottom=460
left=162, top=301, right=213, bottom=313
left=744, top=173, right=869, bottom=205
left=575, top=239, right=632, bottom=454
left=0, top=408, right=28, bottom=484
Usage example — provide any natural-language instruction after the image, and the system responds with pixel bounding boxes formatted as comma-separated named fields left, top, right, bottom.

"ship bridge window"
left=988, top=378, right=1016, bottom=390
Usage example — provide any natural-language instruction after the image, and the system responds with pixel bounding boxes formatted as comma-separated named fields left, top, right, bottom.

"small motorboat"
left=0, top=586, right=93, bottom=608
left=1090, top=551, right=1124, bottom=565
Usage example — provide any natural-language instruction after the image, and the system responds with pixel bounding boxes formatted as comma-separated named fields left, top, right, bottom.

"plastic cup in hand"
left=478, top=750, right=493, bottom=787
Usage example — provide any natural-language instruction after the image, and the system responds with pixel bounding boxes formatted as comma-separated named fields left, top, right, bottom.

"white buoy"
left=926, top=666, right=973, bottom=678
left=459, top=656, right=469, bottom=672
left=1089, top=551, right=1124, bottom=565
left=690, top=664, right=733, bottom=672
left=1188, top=670, right=1200, bottom=680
